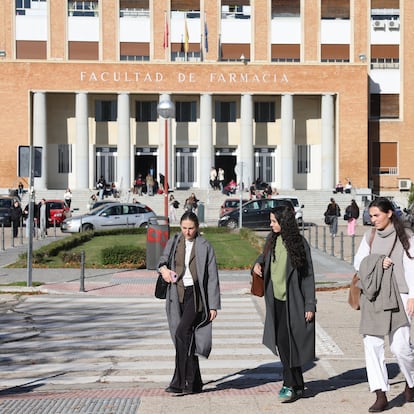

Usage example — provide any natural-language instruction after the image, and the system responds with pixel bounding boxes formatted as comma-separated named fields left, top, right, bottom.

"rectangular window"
left=58, top=144, right=72, bottom=173
left=215, top=101, right=236, bottom=122
left=372, top=142, right=398, bottom=175
left=370, top=94, right=399, bottom=119
left=255, top=149, right=275, bottom=183
left=136, top=101, right=157, bottom=122
left=95, top=100, right=117, bottom=122
left=176, top=101, right=197, bottom=122
left=297, top=145, right=311, bottom=174
left=254, top=102, right=275, bottom=123
left=68, top=1, right=99, bottom=17
left=321, top=0, right=350, bottom=19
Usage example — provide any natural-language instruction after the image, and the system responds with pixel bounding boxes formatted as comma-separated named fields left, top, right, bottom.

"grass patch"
left=8, top=227, right=263, bottom=270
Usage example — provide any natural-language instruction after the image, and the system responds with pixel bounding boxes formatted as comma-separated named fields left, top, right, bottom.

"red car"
left=46, top=200, right=71, bottom=226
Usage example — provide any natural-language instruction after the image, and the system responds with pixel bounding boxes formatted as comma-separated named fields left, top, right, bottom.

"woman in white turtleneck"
left=354, top=197, right=414, bottom=413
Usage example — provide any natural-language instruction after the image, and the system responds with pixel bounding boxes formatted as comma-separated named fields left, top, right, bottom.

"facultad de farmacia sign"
left=80, top=70, right=289, bottom=85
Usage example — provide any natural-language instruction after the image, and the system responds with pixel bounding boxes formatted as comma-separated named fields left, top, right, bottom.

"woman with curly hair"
left=252, top=205, right=316, bottom=403
left=354, top=197, right=414, bottom=412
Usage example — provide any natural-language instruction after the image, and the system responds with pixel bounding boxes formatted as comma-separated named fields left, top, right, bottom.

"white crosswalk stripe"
left=0, top=295, right=342, bottom=388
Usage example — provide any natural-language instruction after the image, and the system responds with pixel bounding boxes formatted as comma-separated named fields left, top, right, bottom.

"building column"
left=321, top=94, right=335, bottom=190
left=280, top=94, right=294, bottom=190
left=199, top=94, right=213, bottom=189
left=33, top=92, right=47, bottom=189
left=240, top=94, right=254, bottom=190
left=117, top=93, right=131, bottom=192
left=75, top=92, right=89, bottom=189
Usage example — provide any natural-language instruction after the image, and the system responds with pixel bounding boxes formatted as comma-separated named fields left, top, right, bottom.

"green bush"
left=101, top=245, right=146, bottom=267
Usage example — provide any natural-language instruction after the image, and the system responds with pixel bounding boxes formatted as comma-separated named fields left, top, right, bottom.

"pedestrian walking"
left=158, top=211, right=221, bottom=395
left=10, top=199, right=22, bottom=238
left=169, top=194, right=179, bottom=222
left=324, top=198, right=341, bottom=237
left=38, top=198, right=48, bottom=238
left=345, top=199, right=360, bottom=236
left=251, top=205, right=316, bottom=402
left=354, top=197, right=414, bottom=412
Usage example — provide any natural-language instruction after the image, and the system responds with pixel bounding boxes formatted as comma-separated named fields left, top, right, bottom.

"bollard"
left=330, top=234, right=335, bottom=256
left=308, top=225, right=312, bottom=248
left=20, top=217, right=24, bottom=245
left=340, top=232, right=344, bottom=261
left=351, top=234, right=356, bottom=265
left=80, top=250, right=85, bottom=292
left=11, top=223, right=14, bottom=248
left=1, top=223, right=4, bottom=251
left=315, top=224, right=319, bottom=250
left=53, top=220, right=57, bottom=237
left=322, top=226, right=327, bottom=253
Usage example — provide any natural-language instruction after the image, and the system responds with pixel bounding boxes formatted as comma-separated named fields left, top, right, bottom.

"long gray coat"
left=253, top=233, right=317, bottom=367
left=158, top=233, right=221, bottom=359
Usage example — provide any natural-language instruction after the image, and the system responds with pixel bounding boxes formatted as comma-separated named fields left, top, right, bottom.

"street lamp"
left=157, top=94, right=175, bottom=219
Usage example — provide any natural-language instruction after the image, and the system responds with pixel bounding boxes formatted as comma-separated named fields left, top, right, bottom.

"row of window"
left=97, top=100, right=276, bottom=123
left=95, top=96, right=398, bottom=123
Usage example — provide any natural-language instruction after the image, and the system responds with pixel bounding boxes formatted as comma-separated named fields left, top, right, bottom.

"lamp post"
left=157, top=94, right=175, bottom=219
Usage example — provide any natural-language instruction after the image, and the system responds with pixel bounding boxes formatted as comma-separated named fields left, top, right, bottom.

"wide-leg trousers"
left=363, top=294, right=414, bottom=392
left=275, top=298, right=304, bottom=390
left=169, top=286, right=203, bottom=392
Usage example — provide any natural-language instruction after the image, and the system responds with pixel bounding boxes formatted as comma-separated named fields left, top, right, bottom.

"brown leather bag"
left=348, top=273, right=361, bottom=310
left=251, top=267, right=264, bottom=297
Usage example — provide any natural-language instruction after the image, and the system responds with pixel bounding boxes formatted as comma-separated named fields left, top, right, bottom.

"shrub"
left=101, top=245, right=146, bottom=268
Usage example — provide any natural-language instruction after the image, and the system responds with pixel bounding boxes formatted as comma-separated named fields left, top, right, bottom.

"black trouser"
left=12, top=220, right=19, bottom=238
left=274, top=298, right=304, bottom=391
left=169, top=286, right=203, bottom=392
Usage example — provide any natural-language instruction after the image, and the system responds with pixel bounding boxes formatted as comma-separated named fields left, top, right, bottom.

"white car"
left=61, top=202, right=156, bottom=233
left=271, top=195, right=304, bottom=225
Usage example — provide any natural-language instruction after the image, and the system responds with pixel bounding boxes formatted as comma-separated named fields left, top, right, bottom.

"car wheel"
left=226, top=219, right=238, bottom=229
left=81, top=223, right=93, bottom=232
left=139, top=222, right=148, bottom=228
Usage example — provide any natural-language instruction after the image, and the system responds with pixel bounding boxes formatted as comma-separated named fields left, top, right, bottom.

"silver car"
left=61, top=202, right=156, bottom=233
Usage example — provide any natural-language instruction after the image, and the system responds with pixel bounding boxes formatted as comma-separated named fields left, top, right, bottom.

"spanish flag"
left=184, top=19, right=189, bottom=53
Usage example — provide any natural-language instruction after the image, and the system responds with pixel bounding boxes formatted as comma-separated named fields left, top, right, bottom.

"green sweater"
left=270, top=237, right=288, bottom=301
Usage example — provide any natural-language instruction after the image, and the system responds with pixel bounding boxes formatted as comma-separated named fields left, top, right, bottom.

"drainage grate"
left=0, top=397, right=141, bottom=414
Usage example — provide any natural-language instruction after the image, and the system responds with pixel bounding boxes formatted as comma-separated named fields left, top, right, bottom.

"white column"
left=281, top=94, right=294, bottom=190
left=117, top=93, right=131, bottom=192
left=33, top=92, right=47, bottom=189
left=321, top=94, right=335, bottom=190
left=200, top=94, right=213, bottom=189
left=75, top=92, right=89, bottom=189
left=240, top=94, right=254, bottom=190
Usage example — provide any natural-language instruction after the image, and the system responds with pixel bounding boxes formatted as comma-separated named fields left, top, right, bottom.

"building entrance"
left=215, top=149, right=237, bottom=187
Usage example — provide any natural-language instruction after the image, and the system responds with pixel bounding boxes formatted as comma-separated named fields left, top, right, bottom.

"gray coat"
left=253, top=234, right=317, bottom=367
left=159, top=233, right=221, bottom=359
left=359, top=254, right=409, bottom=336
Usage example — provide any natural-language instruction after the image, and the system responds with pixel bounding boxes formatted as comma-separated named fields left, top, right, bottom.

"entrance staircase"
left=9, top=187, right=408, bottom=227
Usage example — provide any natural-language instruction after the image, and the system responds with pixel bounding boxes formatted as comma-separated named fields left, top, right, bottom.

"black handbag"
left=155, top=274, right=169, bottom=299
left=154, top=234, right=178, bottom=299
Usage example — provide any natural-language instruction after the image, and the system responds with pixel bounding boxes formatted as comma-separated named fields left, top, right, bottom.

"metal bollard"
left=351, top=235, right=356, bottom=265
left=330, top=234, right=335, bottom=256
left=20, top=218, right=24, bottom=245
left=11, top=223, right=14, bottom=248
left=315, top=224, right=319, bottom=250
left=1, top=223, right=4, bottom=251
left=340, top=232, right=344, bottom=261
left=322, top=226, right=327, bottom=253
left=80, top=250, right=86, bottom=292
left=307, top=225, right=312, bottom=247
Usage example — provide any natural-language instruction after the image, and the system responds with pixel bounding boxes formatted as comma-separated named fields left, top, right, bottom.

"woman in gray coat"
left=252, top=205, right=316, bottom=402
left=158, top=211, right=221, bottom=395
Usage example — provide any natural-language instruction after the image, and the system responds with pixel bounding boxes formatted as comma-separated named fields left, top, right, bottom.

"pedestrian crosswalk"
left=0, top=295, right=343, bottom=389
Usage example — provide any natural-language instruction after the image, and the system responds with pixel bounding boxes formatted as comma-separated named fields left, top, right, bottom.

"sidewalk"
left=3, top=229, right=412, bottom=414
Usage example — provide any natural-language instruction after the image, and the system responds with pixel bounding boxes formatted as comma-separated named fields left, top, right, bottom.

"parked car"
left=0, top=195, right=15, bottom=226
left=46, top=199, right=71, bottom=226
left=362, top=200, right=403, bottom=225
left=61, top=202, right=156, bottom=233
left=218, top=198, right=295, bottom=230
left=272, top=195, right=304, bottom=225
left=219, top=198, right=249, bottom=217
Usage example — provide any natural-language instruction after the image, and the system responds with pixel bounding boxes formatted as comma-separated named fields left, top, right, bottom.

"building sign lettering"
left=80, top=71, right=288, bottom=85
